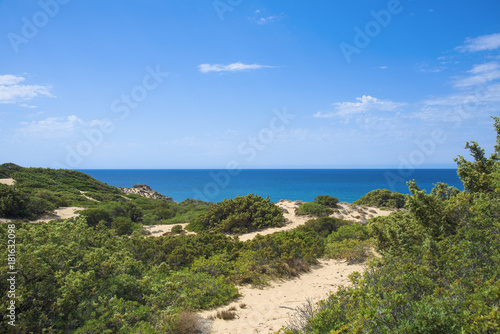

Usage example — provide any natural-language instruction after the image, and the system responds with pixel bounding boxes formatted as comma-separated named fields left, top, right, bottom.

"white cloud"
left=453, top=62, right=500, bottom=87
left=0, top=75, right=25, bottom=85
left=377, top=66, right=388, bottom=70
left=255, top=15, right=279, bottom=25
left=456, top=32, right=500, bottom=52
left=0, top=74, right=53, bottom=105
left=198, top=62, right=274, bottom=73
left=314, top=95, right=405, bottom=118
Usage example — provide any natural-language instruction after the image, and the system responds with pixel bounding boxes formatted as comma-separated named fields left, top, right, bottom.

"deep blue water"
left=78, top=169, right=463, bottom=203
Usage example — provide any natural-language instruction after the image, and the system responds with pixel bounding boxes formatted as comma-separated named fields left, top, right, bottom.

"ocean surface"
left=78, top=169, right=463, bottom=203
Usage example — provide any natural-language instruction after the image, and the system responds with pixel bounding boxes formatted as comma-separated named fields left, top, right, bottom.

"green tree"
left=454, top=116, right=500, bottom=193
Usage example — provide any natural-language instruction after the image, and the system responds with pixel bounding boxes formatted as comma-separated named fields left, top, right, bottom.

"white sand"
left=200, top=259, right=365, bottom=334
left=0, top=178, right=15, bottom=186
left=144, top=223, right=196, bottom=236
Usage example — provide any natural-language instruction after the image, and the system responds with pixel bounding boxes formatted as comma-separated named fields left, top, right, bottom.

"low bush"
left=353, top=188, right=407, bottom=208
left=296, top=217, right=351, bottom=238
left=295, top=202, right=333, bottom=217
left=314, top=195, right=338, bottom=207
left=324, top=239, right=371, bottom=263
left=171, top=225, right=183, bottom=234
left=326, top=223, right=370, bottom=243
left=188, top=194, right=285, bottom=233
left=147, top=271, right=238, bottom=311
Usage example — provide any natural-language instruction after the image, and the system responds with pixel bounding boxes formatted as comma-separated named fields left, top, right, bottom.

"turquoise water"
left=78, top=169, right=463, bottom=203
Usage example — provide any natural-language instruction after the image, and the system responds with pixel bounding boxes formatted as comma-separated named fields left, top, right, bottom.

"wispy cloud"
left=17, top=115, right=83, bottom=139
left=314, top=95, right=406, bottom=118
left=453, top=62, right=500, bottom=88
left=424, top=83, right=500, bottom=107
left=0, top=75, right=25, bottom=85
left=456, top=32, right=500, bottom=52
left=198, top=62, right=275, bottom=73
left=254, top=15, right=280, bottom=25
left=250, top=11, right=284, bottom=25
left=0, top=74, right=53, bottom=105
left=17, top=115, right=111, bottom=139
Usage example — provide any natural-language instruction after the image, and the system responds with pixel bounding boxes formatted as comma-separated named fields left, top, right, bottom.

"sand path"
left=194, top=201, right=395, bottom=333
left=200, top=259, right=365, bottom=334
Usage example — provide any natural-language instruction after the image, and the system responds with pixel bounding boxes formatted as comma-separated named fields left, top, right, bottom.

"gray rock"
left=119, top=184, right=174, bottom=201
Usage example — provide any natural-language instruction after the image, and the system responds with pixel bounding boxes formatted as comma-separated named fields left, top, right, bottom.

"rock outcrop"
left=119, top=184, right=174, bottom=201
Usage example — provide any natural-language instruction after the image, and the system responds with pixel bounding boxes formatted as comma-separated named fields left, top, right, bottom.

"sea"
left=78, top=169, right=463, bottom=204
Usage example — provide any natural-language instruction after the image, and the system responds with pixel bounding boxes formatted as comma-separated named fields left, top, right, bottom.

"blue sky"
left=1, top=0, right=500, bottom=169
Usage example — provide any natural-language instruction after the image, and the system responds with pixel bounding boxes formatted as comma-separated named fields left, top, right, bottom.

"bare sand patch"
left=144, top=223, right=195, bottom=236
left=0, top=178, right=15, bottom=186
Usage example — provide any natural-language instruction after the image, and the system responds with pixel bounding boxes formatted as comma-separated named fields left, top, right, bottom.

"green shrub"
left=0, top=184, right=54, bottom=219
left=324, top=239, right=371, bottom=262
left=188, top=194, right=285, bottom=233
left=326, top=223, right=370, bottom=243
left=296, top=217, right=350, bottom=238
left=353, top=188, right=407, bottom=208
left=80, top=208, right=112, bottom=227
left=314, top=195, right=339, bottom=207
left=190, top=253, right=233, bottom=277
left=111, top=216, right=133, bottom=235
left=147, top=271, right=238, bottom=311
left=171, top=225, right=183, bottom=234
left=295, top=202, right=333, bottom=217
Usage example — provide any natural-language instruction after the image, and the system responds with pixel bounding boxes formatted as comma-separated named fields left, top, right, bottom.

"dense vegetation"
left=0, top=211, right=358, bottom=332
left=280, top=116, right=500, bottom=333
left=353, top=188, right=407, bottom=208
left=186, top=194, right=285, bottom=233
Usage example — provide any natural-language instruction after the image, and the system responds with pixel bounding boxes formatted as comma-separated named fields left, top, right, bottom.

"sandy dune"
left=236, top=200, right=396, bottom=242
left=200, top=259, right=365, bottom=334
left=0, top=178, right=15, bottom=186
left=144, top=200, right=397, bottom=240
left=144, top=223, right=196, bottom=236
